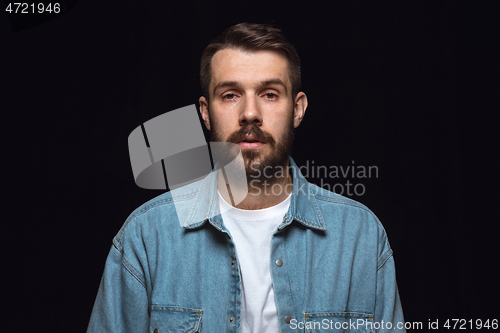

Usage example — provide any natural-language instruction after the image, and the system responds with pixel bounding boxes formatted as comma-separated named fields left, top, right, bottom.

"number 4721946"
left=5, top=3, right=61, bottom=14
left=444, top=319, right=498, bottom=330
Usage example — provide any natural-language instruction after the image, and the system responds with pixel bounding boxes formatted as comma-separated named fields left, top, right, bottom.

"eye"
left=264, top=93, right=278, bottom=100
left=222, top=93, right=237, bottom=100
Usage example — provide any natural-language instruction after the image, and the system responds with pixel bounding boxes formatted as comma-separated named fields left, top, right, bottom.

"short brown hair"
left=200, top=23, right=301, bottom=101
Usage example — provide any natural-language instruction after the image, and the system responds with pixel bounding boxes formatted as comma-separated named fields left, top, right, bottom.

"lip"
left=237, top=134, right=266, bottom=149
left=237, top=142, right=266, bottom=149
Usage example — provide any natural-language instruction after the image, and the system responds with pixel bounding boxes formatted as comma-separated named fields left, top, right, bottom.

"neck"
left=217, top=161, right=293, bottom=210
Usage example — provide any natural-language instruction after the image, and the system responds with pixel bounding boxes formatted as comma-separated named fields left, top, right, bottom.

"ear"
left=199, top=96, right=211, bottom=131
left=293, top=92, right=308, bottom=128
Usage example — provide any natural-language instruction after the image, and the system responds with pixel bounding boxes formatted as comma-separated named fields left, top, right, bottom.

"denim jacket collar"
left=180, top=157, right=326, bottom=232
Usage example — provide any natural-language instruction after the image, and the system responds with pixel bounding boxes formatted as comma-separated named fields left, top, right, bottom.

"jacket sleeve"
left=374, top=240, right=406, bottom=333
left=87, top=242, right=150, bottom=333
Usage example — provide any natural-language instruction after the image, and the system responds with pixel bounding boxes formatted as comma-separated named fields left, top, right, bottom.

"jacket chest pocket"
left=303, top=311, right=374, bottom=333
left=150, top=305, right=203, bottom=333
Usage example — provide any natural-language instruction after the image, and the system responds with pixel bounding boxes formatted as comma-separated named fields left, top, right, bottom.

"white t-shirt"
left=218, top=191, right=291, bottom=333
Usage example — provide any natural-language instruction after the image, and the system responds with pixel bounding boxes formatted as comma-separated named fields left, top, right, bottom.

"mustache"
left=227, top=124, right=276, bottom=146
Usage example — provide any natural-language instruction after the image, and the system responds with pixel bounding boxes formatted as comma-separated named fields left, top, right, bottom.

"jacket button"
left=231, top=259, right=236, bottom=266
left=275, top=259, right=283, bottom=267
left=284, top=315, right=292, bottom=324
left=229, top=316, right=235, bottom=323
left=153, top=329, right=160, bottom=333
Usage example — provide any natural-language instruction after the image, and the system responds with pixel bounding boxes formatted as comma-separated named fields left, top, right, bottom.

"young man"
left=88, top=23, right=406, bottom=332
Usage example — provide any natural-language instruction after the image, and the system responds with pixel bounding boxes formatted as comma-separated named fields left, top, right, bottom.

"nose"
left=238, top=95, right=262, bottom=126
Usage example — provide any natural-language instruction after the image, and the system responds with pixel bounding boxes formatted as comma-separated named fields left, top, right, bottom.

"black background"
left=1, top=0, right=497, bottom=331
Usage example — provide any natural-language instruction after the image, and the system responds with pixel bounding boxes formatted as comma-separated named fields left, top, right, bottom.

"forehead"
left=210, top=48, right=291, bottom=89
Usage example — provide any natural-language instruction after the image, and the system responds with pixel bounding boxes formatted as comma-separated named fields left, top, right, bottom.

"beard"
left=209, top=117, right=295, bottom=187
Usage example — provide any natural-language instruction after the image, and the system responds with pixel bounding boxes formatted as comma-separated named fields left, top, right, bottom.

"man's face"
left=199, top=48, right=307, bottom=181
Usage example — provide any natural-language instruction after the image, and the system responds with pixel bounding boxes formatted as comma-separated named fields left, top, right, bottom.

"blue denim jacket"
left=88, top=158, right=405, bottom=333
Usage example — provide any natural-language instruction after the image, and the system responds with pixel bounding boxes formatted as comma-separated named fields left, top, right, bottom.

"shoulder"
left=308, top=183, right=393, bottom=264
left=309, top=183, right=388, bottom=237
left=113, top=179, right=203, bottom=250
left=311, top=183, right=393, bottom=260
left=308, top=183, right=379, bottom=222
left=312, top=183, right=374, bottom=213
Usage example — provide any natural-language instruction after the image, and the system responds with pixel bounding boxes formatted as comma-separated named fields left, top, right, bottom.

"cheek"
left=210, top=113, right=237, bottom=138
left=273, top=113, right=294, bottom=133
left=215, top=112, right=235, bottom=124
left=210, top=105, right=234, bottom=124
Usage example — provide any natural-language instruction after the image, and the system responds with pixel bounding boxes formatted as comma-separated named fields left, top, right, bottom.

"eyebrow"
left=212, top=79, right=288, bottom=96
